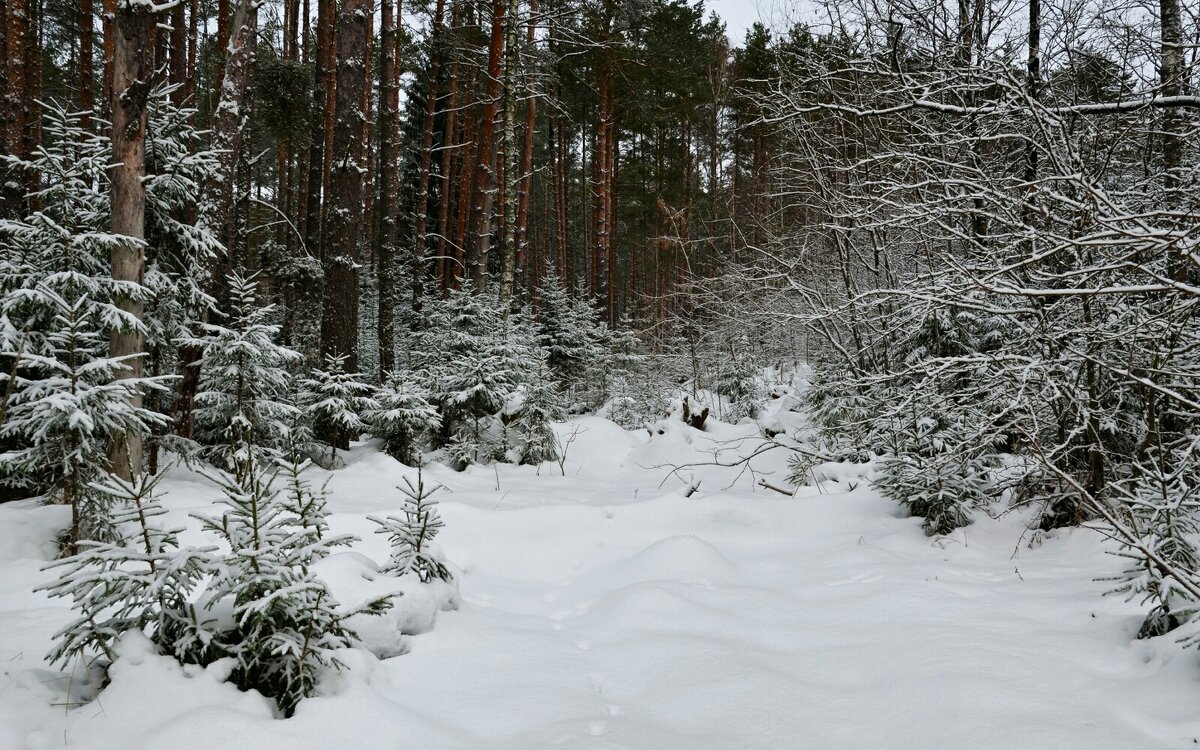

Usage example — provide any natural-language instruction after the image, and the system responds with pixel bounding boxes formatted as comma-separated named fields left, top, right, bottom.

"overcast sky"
left=707, top=0, right=819, bottom=45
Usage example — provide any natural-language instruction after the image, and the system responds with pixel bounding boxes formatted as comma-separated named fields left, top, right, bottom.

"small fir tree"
left=0, top=291, right=167, bottom=551
left=302, top=354, right=377, bottom=464
left=515, top=359, right=567, bottom=465
left=39, top=471, right=215, bottom=670
left=717, top=336, right=765, bottom=421
left=873, top=415, right=987, bottom=536
left=367, top=372, right=441, bottom=465
left=534, top=271, right=607, bottom=389
left=196, top=451, right=390, bottom=717
left=1108, top=444, right=1200, bottom=639
left=369, top=471, right=453, bottom=583
left=189, top=274, right=301, bottom=477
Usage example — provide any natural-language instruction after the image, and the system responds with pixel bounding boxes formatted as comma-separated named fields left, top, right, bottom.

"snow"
left=3, top=396, right=1200, bottom=748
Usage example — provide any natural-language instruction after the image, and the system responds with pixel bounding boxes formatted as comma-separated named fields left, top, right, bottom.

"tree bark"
left=466, top=0, right=507, bottom=289
left=2, top=0, right=28, bottom=216
left=514, top=0, right=537, bottom=299
left=201, top=0, right=257, bottom=276
left=414, top=0, right=447, bottom=293
left=498, top=0, right=520, bottom=305
left=377, top=0, right=401, bottom=375
left=304, top=0, right=335, bottom=259
left=435, top=0, right=463, bottom=291
left=320, top=0, right=370, bottom=373
left=79, top=0, right=95, bottom=130
left=108, top=0, right=158, bottom=479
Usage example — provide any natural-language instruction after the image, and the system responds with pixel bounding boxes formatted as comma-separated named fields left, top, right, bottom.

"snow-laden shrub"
left=1108, top=444, right=1200, bottom=639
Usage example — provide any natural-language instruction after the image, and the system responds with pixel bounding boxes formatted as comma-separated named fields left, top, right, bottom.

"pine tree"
left=369, top=471, right=452, bottom=583
left=367, top=372, right=441, bottom=465
left=301, top=353, right=377, bottom=464
left=188, top=274, right=301, bottom=477
left=38, top=471, right=215, bottom=670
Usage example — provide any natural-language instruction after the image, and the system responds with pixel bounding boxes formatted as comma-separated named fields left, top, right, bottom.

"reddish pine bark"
left=466, top=0, right=508, bottom=288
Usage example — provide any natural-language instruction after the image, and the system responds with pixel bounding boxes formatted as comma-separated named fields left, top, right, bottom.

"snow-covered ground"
left=2, top=397, right=1199, bottom=749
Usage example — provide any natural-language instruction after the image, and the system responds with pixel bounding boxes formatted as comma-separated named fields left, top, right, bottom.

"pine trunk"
left=79, top=0, right=95, bottom=130
left=377, top=0, right=401, bottom=375
left=320, top=0, right=370, bottom=374
left=466, top=0, right=507, bottom=289
left=415, top=0, right=447, bottom=291
left=108, top=0, right=157, bottom=479
left=514, top=1, right=537, bottom=299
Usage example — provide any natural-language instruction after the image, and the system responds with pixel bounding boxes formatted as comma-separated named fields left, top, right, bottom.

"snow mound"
left=600, top=535, right=740, bottom=587
left=314, top=551, right=459, bottom=659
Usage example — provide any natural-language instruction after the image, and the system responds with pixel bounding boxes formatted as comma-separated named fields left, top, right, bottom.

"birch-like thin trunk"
left=173, top=0, right=256, bottom=439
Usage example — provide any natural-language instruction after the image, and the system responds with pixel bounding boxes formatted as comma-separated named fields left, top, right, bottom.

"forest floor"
left=1, top=393, right=1199, bottom=749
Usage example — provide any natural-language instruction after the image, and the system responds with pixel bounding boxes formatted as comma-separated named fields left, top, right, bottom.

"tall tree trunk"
left=320, top=0, right=370, bottom=376
left=169, top=0, right=185, bottom=102
left=215, top=0, right=230, bottom=93
left=79, top=0, right=95, bottom=130
left=593, top=22, right=614, bottom=319
left=304, top=0, right=335, bottom=259
left=466, top=0, right=507, bottom=289
left=1160, top=0, right=1186, bottom=274
left=514, top=0, right=537, bottom=298
left=498, top=0, right=520, bottom=305
left=3, top=0, right=28, bottom=216
left=200, top=0, right=257, bottom=274
left=436, top=0, right=463, bottom=292
left=186, top=0, right=197, bottom=103
left=377, top=0, right=401, bottom=376
left=109, top=0, right=158, bottom=479
left=415, top=0, right=447, bottom=294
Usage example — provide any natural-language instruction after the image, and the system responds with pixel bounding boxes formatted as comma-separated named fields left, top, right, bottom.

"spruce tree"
left=301, top=353, right=377, bottom=464
left=196, top=450, right=390, bottom=717
left=39, top=471, right=215, bottom=670
left=369, top=471, right=452, bottom=583
left=514, top=358, right=566, bottom=465
left=717, top=335, right=765, bottom=421
left=1109, top=444, right=1200, bottom=638
left=0, top=103, right=166, bottom=549
left=188, top=274, right=301, bottom=477
left=367, top=372, right=440, bottom=465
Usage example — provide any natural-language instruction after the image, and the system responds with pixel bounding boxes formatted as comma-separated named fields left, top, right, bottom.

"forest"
left=0, top=0, right=1197, bottom=745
